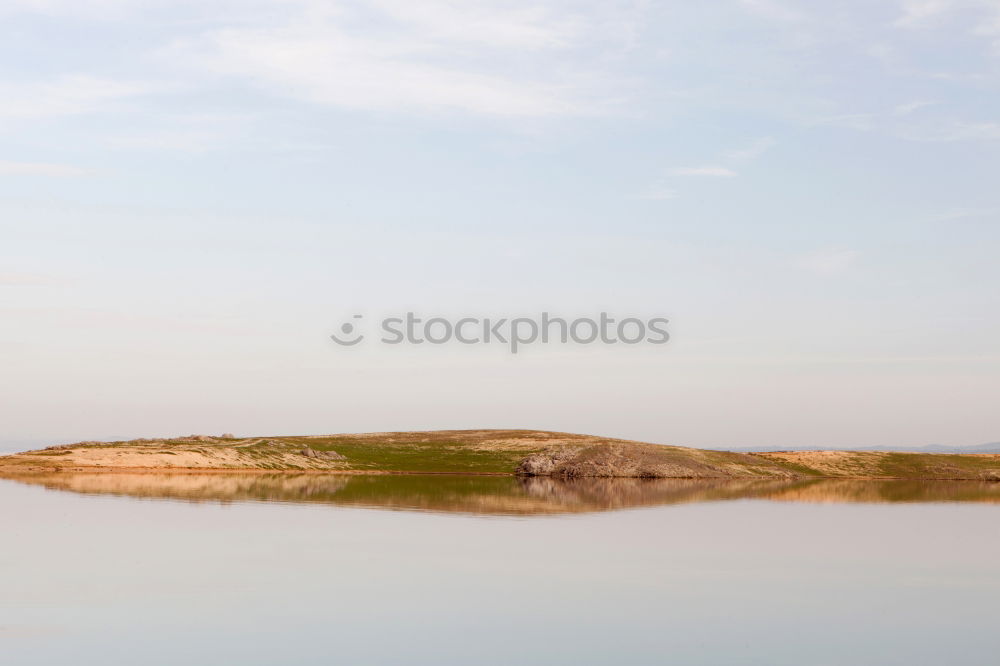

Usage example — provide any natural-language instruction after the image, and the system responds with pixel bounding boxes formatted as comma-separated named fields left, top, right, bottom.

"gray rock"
left=300, top=448, right=345, bottom=461
left=516, top=447, right=583, bottom=476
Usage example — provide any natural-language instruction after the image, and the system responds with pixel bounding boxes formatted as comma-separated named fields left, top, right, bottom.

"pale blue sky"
left=1, top=0, right=999, bottom=449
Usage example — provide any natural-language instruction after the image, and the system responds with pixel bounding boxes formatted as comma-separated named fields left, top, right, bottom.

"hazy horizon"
left=2, top=430, right=999, bottom=457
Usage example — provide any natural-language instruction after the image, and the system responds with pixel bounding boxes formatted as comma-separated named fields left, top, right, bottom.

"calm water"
left=1, top=475, right=998, bottom=665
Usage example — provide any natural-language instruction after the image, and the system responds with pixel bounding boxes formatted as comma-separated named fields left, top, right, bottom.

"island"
left=2, top=429, right=999, bottom=481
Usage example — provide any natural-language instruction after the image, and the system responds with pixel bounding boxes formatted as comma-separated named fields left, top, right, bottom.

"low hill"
left=1, top=429, right=999, bottom=480
left=729, top=442, right=1000, bottom=454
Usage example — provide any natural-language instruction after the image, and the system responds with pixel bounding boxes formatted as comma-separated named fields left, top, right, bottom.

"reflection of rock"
left=518, top=476, right=804, bottom=510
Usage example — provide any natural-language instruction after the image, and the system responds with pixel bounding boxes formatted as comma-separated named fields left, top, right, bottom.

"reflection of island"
left=4, top=472, right=1000, bottom=515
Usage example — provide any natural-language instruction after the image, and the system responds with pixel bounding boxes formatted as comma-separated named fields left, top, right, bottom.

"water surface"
left=1, top=475, right=997, bottom=664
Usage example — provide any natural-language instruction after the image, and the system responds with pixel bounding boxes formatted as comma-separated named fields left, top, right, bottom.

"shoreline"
left=2, top=466, right=998, bottom=483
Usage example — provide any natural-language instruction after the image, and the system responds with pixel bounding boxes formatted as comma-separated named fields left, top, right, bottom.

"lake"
left=1, top=474, right=997, bottom=664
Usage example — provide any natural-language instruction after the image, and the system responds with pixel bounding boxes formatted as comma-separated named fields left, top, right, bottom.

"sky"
left=1, top=0, right=999, bottom=450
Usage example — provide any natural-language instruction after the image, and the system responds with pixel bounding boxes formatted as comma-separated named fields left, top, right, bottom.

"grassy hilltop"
left=2, top=429, right=1000, bottom=480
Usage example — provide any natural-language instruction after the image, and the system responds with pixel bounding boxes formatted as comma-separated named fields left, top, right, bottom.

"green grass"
left=878, top=452, right=1000, bottom=479
left=283, top=437, right=539, bottom=474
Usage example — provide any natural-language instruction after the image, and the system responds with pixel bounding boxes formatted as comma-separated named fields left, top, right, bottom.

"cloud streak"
left=794, top=248, right=861, bottom=276
left=726, top=137, right=776, bottom=163
left=894, top=0, right=955, bottom=27
left=0, top=75, right=153, bottom=120
left=636, top=185, right=678, bottom=200
left=669, top=167, right=738, bottom=177
left=162, top=1, right=631, bottom=118
left=0, top=160, right=94, bottom=176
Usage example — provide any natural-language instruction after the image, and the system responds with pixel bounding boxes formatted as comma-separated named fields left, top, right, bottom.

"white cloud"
left=893, top=100, right=938, bottom=115
left=365, top=0, right=581, bottom=50
left=895, top=1, right=1000, bottom=54
left=737, top=0, right=804, bottom=22
left=0, top=75, right=152, bottom=120
left=188, top=29, right=575, bottom=116
left=0, top=160, right=94, bottom=176
left=894, top=0, right=955, bottom=27
left=794, top=248, right=861, bottom=276
left=669, top=166, right=738, bottom=177
left=103, top=113, right=256, bottom=153
left=902, top=120, right=1000, bottom=141
left=0, top=0, right=131, bottom=15
left=654, top=138, right=769, bottom=193
left=726, top=137, right=776, bottom=163
left=810, top=114, right=876, bottom=131
left=972, top=8, right=1000, bottom=53
left=162, top=1, right=628, bottom=118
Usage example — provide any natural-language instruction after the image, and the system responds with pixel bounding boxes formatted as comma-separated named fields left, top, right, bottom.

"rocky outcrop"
left=300, top=447, right=346, bottom=461
left=517, top=443, right=800, bottom=479
left=516, top=447, right=583, bottom=475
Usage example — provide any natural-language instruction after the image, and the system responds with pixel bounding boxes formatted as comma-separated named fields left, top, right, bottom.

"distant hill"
left=727, top=442, right=1000, bottom=454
